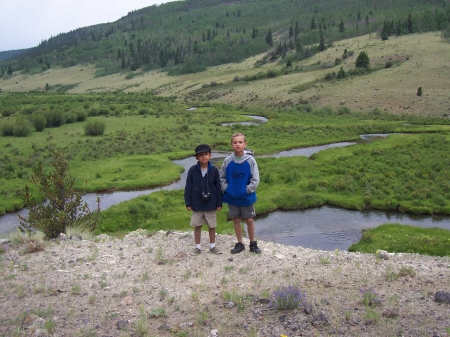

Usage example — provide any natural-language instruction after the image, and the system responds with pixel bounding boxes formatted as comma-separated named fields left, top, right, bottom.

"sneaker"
left=209, top=247, right=222, bottom=255
left=249, top=241, right=261, bottom=254
left=230, top=242, right=245, bottom=254
left=194, top=248, right=202, bottom=254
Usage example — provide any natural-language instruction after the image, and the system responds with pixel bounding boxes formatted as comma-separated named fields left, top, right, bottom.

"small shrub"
left=88, top=108, right=99, bottom=116
left=324, top=71, right=336, bottom=80
left=45, top=110, right=65, bottom=127
left=1, top=109, right=14, bottom=117
left=19, top=151, right=100, bottom=239
left=76, top=110, right=87, bottom=121
left=65, top=112, right=77, bottom=124
left=13, top=116, right=32, bottom=137
left=360, top=288, right=379, bottom=307
left=32, top=114, right=46, bottom=132
left=266, top=69, right=277, bottom=78
left=84, top=120, right=106, bottom=136
left=417, top=87, right=423, bottom=96
left=148, top=308, right=167, bottom=318
left=338, top=106, right=351, bottom=115
left=0, top=121, right=14, bottom=136
left=268, top=285, right=307, bottom=310
left=385, top=61, right=393, bottom=68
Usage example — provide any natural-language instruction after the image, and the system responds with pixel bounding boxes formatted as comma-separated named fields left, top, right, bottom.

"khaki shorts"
left=228, top=204, right=256, bottom=218
left=190, top=210, right=217, bottom=228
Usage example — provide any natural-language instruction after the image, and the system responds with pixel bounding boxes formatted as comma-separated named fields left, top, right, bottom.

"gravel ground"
left=0, top=229, right=449, bottom=337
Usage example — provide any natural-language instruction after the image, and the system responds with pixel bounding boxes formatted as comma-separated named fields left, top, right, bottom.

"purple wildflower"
left=268, top=285, right=307, bottom=310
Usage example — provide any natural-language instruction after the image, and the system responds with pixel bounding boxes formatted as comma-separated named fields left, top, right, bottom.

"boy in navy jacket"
left=220, top=133, right=261, bottom=254
left=184, top=144, right=222, bottom=254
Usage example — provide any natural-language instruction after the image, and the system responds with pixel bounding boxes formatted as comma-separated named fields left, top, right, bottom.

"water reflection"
left=254, top=207, right=450, bottom=251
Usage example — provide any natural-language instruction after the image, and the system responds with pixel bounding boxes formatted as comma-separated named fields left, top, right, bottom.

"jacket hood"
left=231, top=148, right=254, bottom=162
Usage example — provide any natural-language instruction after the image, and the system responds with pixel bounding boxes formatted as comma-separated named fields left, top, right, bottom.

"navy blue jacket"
left=184, top=161, right=223, bottom=212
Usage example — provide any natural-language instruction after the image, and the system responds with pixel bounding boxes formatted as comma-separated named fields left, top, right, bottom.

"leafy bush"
left=13, top=116, right=32, bottom=137
left=76, top=110, right=87, bottom=121
left=266, top=69, right=277, bottom=78
left=1, top=109, right=14, bottom=117
left=65, top=112, right=77, bottom=124
left=45, top=110, right=65, bottom=127
left=88, top=108, right=99, bottom=116
left=84, top=120, right=106, bottom=136
left=19, top=151, right=100, bottom=239
left=32, top=114, right=47, bottom=132
left=0, top=121, right=14, bottom=136
left=324, top=71, right=336, bottom=80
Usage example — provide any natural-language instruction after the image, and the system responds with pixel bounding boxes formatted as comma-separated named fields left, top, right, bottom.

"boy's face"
left=195, top=152, right=211, bottom=165
left=231, top=136, right=246, bottom=156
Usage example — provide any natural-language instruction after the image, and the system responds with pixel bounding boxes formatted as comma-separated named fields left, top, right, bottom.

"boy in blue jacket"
left=184, top=144, right=222, bottom=254
left=220, top=133, right=261, bottom=254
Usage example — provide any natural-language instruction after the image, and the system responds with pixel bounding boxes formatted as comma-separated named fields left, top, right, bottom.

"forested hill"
left=0, top=49, right=28, bottom=62
left=1, top=0, right=449, bottom=78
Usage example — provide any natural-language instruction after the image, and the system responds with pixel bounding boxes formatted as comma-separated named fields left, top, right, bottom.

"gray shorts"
left=228, top=204, right=256, bottom=218
left=190, top=210, right=217, bottom=228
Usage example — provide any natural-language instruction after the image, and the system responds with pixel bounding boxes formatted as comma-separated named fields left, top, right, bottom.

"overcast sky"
left=1, top=0, right=174, bottom=52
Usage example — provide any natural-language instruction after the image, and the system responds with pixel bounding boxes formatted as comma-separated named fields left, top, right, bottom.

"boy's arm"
left=219, top=158, right=229, bottom=192
left=246, top=158, right=260, bottom=194
left=184, top=168, right=193, bottom=207
left=213, top=168, right=223, bottom=207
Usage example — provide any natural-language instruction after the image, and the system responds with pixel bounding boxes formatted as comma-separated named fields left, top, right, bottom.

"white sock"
left=210, top=243, right=215, bottom=249
left=195, top=244, right=201, bottom=250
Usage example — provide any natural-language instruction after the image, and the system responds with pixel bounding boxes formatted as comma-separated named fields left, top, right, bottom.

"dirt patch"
left=0, top=230, right=449, bottom=336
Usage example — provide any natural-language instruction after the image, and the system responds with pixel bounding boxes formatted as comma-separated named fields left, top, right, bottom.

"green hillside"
left=1, top=0, right=450, bottom=78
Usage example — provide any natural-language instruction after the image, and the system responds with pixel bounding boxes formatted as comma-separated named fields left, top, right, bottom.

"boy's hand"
left=216, top=207, right=222, bottom=211
left=186, top=207, right=192, bottom=211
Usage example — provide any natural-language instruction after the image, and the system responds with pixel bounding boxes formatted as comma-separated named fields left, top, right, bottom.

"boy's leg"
left=194, top=225, right=202, bottom=245
left=245, top=217, right=255, bottom=242
left=208, top=227, right=216, bottom=244
left=233, top=217, right=243, bottom=242
left=245, top=216, right=261, bottom=254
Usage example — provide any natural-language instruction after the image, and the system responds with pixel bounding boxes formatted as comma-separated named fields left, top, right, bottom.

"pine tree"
left=407, top=13, right=413, bottom=33
left=265, top=29, right=273, bottom=45
left=337, top=66, right=346, bottom=78
left=251, top=27, right=258, bottom=39
left=318, top=25, right=326, bottom=51
left=356, top=51, right=370, bottom=69
left=339, top=19, right=345, bottom=33
left=310, top=17, right=316, bottom=30
left=381, top=23, right=389, bottom=40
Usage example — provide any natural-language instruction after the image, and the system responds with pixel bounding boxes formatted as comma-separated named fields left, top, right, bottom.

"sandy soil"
left=0, top=230, right=449, bottom=337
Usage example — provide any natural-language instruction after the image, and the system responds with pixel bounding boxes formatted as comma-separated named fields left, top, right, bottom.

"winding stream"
left=1, top=125, right=449, bottom=250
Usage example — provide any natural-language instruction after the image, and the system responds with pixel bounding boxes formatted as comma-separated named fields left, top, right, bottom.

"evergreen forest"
left=1, top=0, right=450, bottom=77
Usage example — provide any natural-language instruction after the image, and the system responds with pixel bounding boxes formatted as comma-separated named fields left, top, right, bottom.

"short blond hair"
left=231, top=132, right=246, bottom=143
